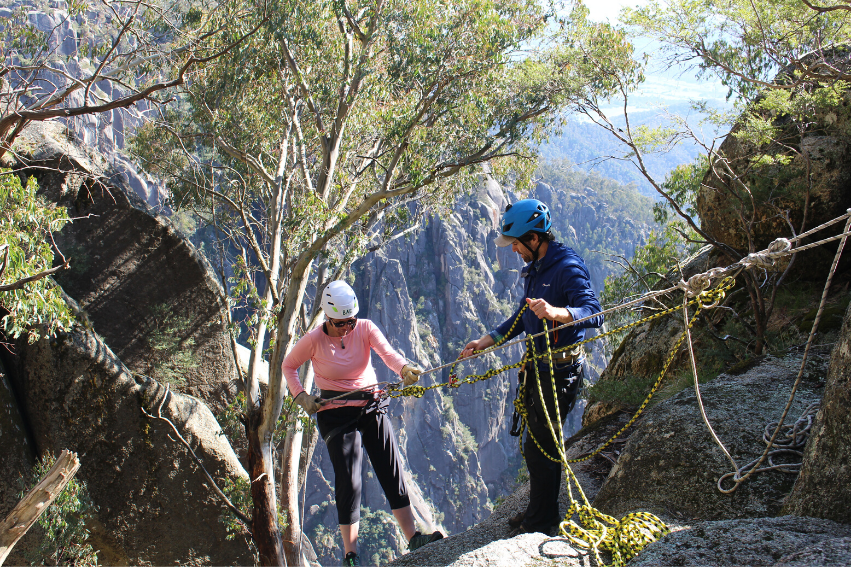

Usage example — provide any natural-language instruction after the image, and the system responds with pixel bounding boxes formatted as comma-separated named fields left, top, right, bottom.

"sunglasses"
left=330, top=317, right=357, bottom=328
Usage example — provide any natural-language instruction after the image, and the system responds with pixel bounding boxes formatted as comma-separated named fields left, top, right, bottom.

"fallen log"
left=0, top=450, right=81, bottom=566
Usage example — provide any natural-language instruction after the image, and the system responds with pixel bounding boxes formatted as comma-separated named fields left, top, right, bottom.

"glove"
left=400, top=365, right=422, bottom=387
left=294, top=391, right=323, bottom=415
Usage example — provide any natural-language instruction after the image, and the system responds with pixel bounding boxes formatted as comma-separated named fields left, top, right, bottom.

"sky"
left=586, top=0, right=644, bottom=23
left=584, top=0, right=732, bottom=109
left=540, top=0, right=735, bottom=195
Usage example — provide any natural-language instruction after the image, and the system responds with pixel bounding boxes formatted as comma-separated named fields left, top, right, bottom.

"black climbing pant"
left=315, top=397, right=410, bottom=525
left=522, top=360, right=583, bottom=532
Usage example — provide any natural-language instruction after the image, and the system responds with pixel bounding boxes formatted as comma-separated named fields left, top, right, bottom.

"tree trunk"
left=0, top=450, right=80, bottom=566
left=281, top=422, right=305, bottom=566
left=281, top=363, right=315, bottom=566
left=271, top=263, right=314, bottom=566
left=247, top=410, right=286, bottom=566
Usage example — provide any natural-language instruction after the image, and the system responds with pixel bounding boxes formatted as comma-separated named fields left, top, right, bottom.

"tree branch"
left=0, top=260, right=69, bottom=293
left=85, top=12, right=137, bottom=106
left=140, top=385, right=251, bottom=527
left=366, top=220, right=422, bottom=252
left=0, top=13, right=268, bottom=160
left=0, top=450, right=81, bottom=565
left=799, top=0, right=851, bottom=13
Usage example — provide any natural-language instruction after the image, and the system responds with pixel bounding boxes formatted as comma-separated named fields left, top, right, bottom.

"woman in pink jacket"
left=283, top=280, right=443, bottom=566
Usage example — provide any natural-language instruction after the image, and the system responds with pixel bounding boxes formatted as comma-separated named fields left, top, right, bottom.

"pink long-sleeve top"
left=283, top=319, right=407, bottom=410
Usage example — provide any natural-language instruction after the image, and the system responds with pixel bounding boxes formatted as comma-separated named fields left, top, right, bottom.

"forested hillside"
left=4, top=0, right=851, bottom=567
left=534, top=160, right=657, bottom=287
left=539, top=102, right=710, bottom=197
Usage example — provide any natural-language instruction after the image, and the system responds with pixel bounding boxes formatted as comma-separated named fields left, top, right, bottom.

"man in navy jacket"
left=461, top=198, right=603, bottom=535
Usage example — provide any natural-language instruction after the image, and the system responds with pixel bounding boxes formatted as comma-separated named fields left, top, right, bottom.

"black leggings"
left=315, top=402, right=410, bottom=525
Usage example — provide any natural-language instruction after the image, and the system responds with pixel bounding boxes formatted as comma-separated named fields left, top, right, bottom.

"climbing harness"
left=318, top=388, right=391, bottom=445
left=384, top=278, right=734, bottom=566
left=318, top=381, right=394, bottom=404
left=292, top=209, right=851, bottom=564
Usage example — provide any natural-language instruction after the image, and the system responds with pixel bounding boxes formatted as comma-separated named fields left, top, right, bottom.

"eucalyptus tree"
left=0, top=0, right=259, bottom=339
left=622, top=0, right=851, bottom=99
left=0, top=0, right=259, bottom=160
left=569, top=0, right=851, bottom=356
left=135, top=0, right=636, bottom=564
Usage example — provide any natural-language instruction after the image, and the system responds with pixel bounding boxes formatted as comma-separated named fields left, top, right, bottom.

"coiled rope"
left=682, top=212, right=851, bottom=493
left=387, top=279, right=734, bottom=566
left=334, top=209, right=851, bottom=564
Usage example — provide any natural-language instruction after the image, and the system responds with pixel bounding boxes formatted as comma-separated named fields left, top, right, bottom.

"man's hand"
left=294, top=391, right=323, bottom=415
left=400, top=365, right=422, bottom=387
left=526, top=297, right=573, bottom=323
left=460, top=336, right=495, bottom=359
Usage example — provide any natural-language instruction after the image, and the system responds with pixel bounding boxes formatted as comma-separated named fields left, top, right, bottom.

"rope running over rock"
left=716, top=401, right=821, bottom=491
left=377, top=209, right=851, bottom=563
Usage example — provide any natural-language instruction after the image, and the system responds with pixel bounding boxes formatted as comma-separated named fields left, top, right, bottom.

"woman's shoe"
left=344, top=551, right=361, bottom=566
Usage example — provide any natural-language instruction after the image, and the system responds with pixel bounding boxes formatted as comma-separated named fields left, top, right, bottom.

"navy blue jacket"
left=489, top=241, right=603, bottom=359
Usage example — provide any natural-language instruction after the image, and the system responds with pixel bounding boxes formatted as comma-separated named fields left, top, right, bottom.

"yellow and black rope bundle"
left=387, top=277, right=735, bottom=566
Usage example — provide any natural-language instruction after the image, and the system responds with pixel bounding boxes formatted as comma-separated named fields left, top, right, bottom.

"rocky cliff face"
left=13, top=325, right=253, bottom=565
left=0, top=123, right=252, bottom=564
left=14, top=122, right=240, bottom=413
left=2, top=0, right=167, bottom=208
left=302, top=174, right=656, bottom=563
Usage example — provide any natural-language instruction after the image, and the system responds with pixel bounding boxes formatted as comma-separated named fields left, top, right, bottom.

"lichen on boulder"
left=593, top=355, right=824, bottom=522
left=14, top=324, right=253, bottom=565
left=784, top=300, right=851, bottom=523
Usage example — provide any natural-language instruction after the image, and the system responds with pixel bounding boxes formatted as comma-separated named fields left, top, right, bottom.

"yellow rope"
left=387, top=277, right=735, bottom=566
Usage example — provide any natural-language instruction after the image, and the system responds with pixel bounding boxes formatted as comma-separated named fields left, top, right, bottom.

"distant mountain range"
left=540, top=101, right=728, bottom=197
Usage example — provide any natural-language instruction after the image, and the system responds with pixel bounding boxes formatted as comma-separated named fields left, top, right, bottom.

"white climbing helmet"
left=321, top=280, right=359, bottom=318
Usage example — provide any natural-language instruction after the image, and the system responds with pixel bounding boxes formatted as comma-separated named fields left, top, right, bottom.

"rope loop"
left=695, top=276, right=733, bottom=308
left=767, top=237, right=792, bottom=255
left=397, top=385, right=426, bottom=398
left=740, top=238, right=793, bottom=269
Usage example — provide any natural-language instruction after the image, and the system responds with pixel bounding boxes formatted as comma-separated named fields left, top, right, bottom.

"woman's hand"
left=400, top=365, right=422, bottom=387
left=294, top=391, right=323, bottom=415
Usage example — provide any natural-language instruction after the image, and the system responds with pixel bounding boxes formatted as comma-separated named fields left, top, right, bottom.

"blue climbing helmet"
left=494, top=199, right=551, bottom=247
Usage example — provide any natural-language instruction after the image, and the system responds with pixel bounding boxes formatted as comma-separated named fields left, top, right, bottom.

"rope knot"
left=741, top=238, right=792, bottom=270
left=677, top=273, right=711, bottom=297
left=740, top=251, right=775, bottom=270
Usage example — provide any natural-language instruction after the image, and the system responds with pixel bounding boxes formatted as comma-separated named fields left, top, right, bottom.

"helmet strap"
left=518, top=235, right=544, bottom=262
